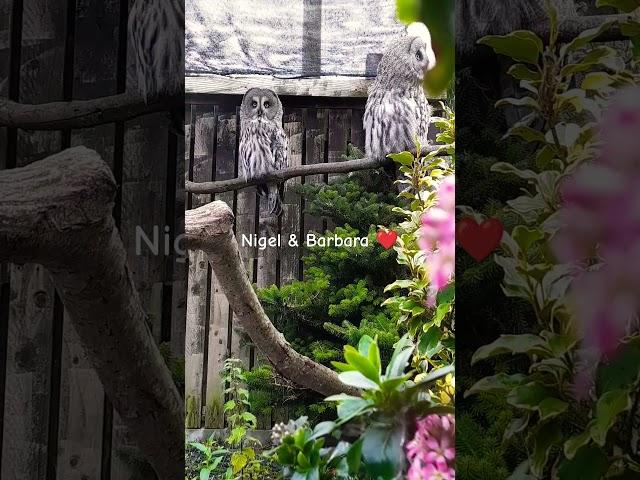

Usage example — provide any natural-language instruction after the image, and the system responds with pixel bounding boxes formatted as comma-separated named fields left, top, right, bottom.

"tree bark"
left=0, top=147, right=183, bottom=479
left=0, top=93, right=179, bottom=130
left=184, top=201, right=359, bottom=397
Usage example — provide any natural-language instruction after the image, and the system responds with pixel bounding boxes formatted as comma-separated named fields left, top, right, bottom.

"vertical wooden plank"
left=2, top=0, right=65, bottom=477
left=303, top=108, right=328, bottom=237
left=230, top=109, right=256, bottom=370
left=2, top=264, right=55, bottom=479
left=185, top=106, right=216, bottom=431
left=280, top=110, right=304, bottom=285
left=350, top=109, right=366, bottom=151
left=205, top=110, right=236, bottom=428
left=56, top=1, right=120, bottom=477
left=326, top=109, right=351, bottom=230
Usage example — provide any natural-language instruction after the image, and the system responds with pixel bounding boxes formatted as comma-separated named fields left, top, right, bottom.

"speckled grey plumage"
left=239, top=88, right=288, bottom=216
left=129, top=0, right=185, bottom=101
left=364, top=23, right=434, bottom=162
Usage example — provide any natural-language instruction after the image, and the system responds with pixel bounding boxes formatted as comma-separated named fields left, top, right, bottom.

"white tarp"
left=186, top=0, right=405, bottom=78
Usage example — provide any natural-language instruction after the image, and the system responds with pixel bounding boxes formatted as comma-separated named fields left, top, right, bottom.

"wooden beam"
left=186, top=73, right=373, bottom=97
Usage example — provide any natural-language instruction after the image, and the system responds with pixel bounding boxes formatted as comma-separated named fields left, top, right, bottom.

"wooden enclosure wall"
left=184, top=94, right=441, bottom=432
left=0, top=1, right=184, bottom=479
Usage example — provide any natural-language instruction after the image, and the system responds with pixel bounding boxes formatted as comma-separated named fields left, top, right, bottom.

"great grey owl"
left=129, top=0, right=184, bottom=101
left=239, top=88, right=288, bottom=217
left=364, top=22, right=436, bottom=163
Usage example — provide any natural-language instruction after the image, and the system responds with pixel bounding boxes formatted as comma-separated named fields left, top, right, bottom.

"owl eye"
left=251, top=101, right=257, bottom=108
left=264, top=101, right=270, bottom=108
left=415, top=50, right=423, bottom=61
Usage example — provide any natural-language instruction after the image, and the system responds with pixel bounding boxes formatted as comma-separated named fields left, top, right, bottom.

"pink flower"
left=420, top=176, right=455, bottom=306
left=553, top=87, right=640, bottom=394
left=406, top=414, right=455, bottom=480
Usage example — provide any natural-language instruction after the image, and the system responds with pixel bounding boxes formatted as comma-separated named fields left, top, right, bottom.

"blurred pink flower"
left=420, top=176, right=455, bottom=306
left=406, top=414, right=455, bottom=480
left=553, top=87, right=640, bottom=394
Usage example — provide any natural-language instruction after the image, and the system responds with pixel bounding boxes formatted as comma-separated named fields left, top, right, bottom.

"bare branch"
left=0, top=147, right=183, bottom=479
left=186, top=144, right=448, bottom=194
left=185, top=201, right=359, bottom=398
left=0, top=92, right=180, bottom=130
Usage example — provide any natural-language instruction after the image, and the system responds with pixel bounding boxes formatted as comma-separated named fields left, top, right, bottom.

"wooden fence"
left=0, top=0, right=184, bottom=478
left=184, top=94, right=441, bottom=432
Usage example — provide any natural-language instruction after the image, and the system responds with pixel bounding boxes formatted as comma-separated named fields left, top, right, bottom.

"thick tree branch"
left=186, top=144, right=447, bottom=194
left=185, top=201, right=359, bottom=398
left=0, top=147, right=183, bottom=479
left=0, top=92, right=180, bottom=130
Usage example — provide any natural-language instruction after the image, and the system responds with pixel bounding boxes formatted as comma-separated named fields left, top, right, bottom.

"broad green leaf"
left=496, top=97, right=540, bottom=110
left=504, top=125, right=547, bottom=143
left=230, top=452, right=248, bottom=474
left=465, top=373, right=527, bottom=397
left=310, top=421, right=336, bottom=440
left=596, top=341, right=640, bottom=393
left=384, top=279, right=414, bottom=292
left=491, top=161, right=538, bottom=180
left=338, top=371, right=380, bottom=390
left=200, top=468, right=211, bottom=480
left=418, top=364, right=454, bottom=385
left=357, top=335, right=375, bottom=357
left=503, top=415, right=529, bottom=442
left=472, top=335, right=550, bottom=364
left=560, top=46, right=619, bottom=77
left=478, top=33, right=541, bottom=64
left=561, top=19, right=617, bottom=55
left=508, top=63, right=542, bottom=81
left=581, top=72, right=615, bottom=90
left=333, top=397, right=374, bottom=423
left=564, top=427, right=593, bottom=460
left=507, top=383, right=568, bottom=420
left=344, top=347, right=380, bottom=383
left=590, top=388, right=632, bottom=445
left=596, top=0, right=640, bottom=12
left=558, top=445, right=608, bottom=480
left=529, top=421, right=562, bottom=477
left=385, top=334, right=414, bottom=378
left=418, top=326, right=442, bottom=358
left=387, top=151, right=414, bottom=166
left=331, top=361, right=356, bottom=372
left=368, top=341, right=381, bottom=378
left=347, top=438, right=363, bottom=475
left=512, top=225, right=544, bottom=253
left=362, top=422, right=404, bottom=479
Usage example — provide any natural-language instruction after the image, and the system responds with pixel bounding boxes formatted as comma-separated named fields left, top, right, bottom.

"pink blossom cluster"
left=553, top=87, right=640, bottom=385
left=406, top=414, right=455, bottom=480
left=420, top=175, right=455, bottom=306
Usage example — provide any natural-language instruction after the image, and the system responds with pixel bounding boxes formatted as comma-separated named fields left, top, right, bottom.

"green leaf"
left=512, top=225, right=544, bottom=253
left=310, top=421, right=336, bottom=440
left=385, top=334, right=414, bottom=378
left=387, top=151, right=414, bottom=166
left=338, top=371, right=380, bottom=390
left=418, top=326, right=442, bottom=358
left=465, top=373, right=527, bottom=397
left=472, top=335, right=550, bottom=364
left=331, top=361, right=355, bottom=372
left=560, top=46, right=619, bottom=77
left=330, top=396, right=374, bottom=424
left=561, top=19, right=617, bottom=54
left=503, top=125, right=547, bottom=143
left=564, top=427, right=593, bottom=460
left=508, top=63, right=542, bottom=81
left=230, top=452, right=248, bottom=474
left=367, top=341, right=382, bottom=378
left=362, top=422, right=404, bottom=479
left=507, top=383, right=568, bottom=420
left=558, top=445, right=609, bottom=480
left=357, top=335, right=375, bottom=357
left=478, top=32, right=541, bottom=64
left=503, top=415, right=530, bottom=442
left=581, top=72, right=615, bottom=90
left=347, top=438, right=363, bottom=475
left=596, top=341, right=640, bottom=393
left=496, top=96, right=540, bottom=110
left=590, top=388, right=632, bottom=445
left=344, top=347, right=380, bottom=383
left=200, top=468, right=211, bottom=480
left=596, top=0, right=640, bottom=13
left=384, top=279, right=414, bottom=292
left=529, top=421, right=562, bottom=477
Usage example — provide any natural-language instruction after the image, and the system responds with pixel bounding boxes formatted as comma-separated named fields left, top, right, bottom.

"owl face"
left=241, top=88, right=281, bottom=122
left=406, top=23, right=436, bottom=80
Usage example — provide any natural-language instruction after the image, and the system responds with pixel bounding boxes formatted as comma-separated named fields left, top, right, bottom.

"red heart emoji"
left=377, top=229, right=398, bottom=249
left=456, top=217, right=503, bottom=262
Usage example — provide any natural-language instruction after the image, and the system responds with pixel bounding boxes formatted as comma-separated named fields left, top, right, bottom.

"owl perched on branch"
left=239, top=88, right=288, bottom=217
left=128, top=0, right=184, bottom=101
left=364, top=22, right=436, bottom=163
